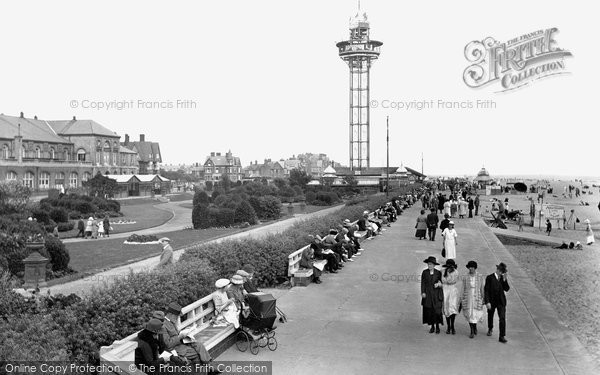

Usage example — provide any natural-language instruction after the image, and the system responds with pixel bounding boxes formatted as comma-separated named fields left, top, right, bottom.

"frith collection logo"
left=463, top=28, right=573, bottom=92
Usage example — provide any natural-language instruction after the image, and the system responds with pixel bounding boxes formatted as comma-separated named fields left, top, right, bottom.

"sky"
left=0, top=0, right=598, bottom=177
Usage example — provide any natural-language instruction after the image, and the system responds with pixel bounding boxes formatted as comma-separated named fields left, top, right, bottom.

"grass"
left=58, top=203, right=174, bottom=239
left=499, top=236, right=600, bottom=365
left=65, top=227, right=245, bottom=274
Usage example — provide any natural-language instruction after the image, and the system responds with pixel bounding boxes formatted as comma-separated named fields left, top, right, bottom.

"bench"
left=99, top=293, right=236, bottom=374
left=287, top=245, right=327, bottom=287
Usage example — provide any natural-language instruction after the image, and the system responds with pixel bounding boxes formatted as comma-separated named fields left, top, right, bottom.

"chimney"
left=34, top=115, right=38, bottom=120
left=15, top=124, right=23, bottom=163
left=140, top=134, right=145, bottom=142
left=216, top=152, right=221, bottom=156
left=124, top=134, right=129, bottom=145
left=211, top=152, right=215, bottom=157
left=20, top=112, right=24, bottom=118
left=73, top=116, right=76, bottom=121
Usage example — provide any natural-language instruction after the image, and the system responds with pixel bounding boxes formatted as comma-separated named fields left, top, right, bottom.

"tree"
left=234, top=200, right=258, bottom=225
left=221, top=174, right=231, bottom=192
left=289, top=169, right=311, bottom=189
left=193, top=191, right=210, bottom=207
left=205, top=181, right=214, bottom=191
left=83, top=173, right=118, bottom=198
left=0, top=181, right=31, bottom=214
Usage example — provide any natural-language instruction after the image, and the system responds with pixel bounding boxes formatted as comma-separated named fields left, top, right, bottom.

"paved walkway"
left=490, top=226, right=600, bottom=250
left=30, top=204, right=345, bottom=296
left=219, top=207, right=598, bottom=374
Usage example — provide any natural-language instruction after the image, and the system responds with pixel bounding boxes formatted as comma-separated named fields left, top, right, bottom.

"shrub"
left=31, top=206, right=52, bottom=224
left=214, top=207, right=235, bottom=227
left=249, top=196, right=282, bottom=220
left=57, top=221, right=75, bottom=232
left=49, top=207, right=69, bottom=223
left=192, top=204, right=213, bottom=229
left=126, top=234, right=159, bottom=243
left=45, top=236, right=70, bottom=272
left=75, top=200, right=96, bottom=214
left=68, top=210, right=82, bottom=220
left=234, top=200, right=258, bottom=225
left=193, top=191, right=210, bottom=207
left=305, top=191, right=316, bottom=204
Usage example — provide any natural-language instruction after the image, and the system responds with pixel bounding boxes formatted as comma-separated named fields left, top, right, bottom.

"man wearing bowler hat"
left=484, top=262, right=510, bottom=343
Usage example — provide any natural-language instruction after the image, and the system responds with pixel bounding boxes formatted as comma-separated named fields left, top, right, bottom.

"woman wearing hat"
left=420, top=256, right=444, bottom=334
left=212, top=278, right=240, bottom=328
left=441, top=221, right=458, bottom=260
left=415, top=209, right=428, bottom=240
left=228, top=274, right=249, bottom=318
left=584, top=219, right=595, bottom=245
left=135, top=318, right=170, bottom=371
left=460, top=260, right=486, bottom=338
left=441, top=259, right=460, bottom=334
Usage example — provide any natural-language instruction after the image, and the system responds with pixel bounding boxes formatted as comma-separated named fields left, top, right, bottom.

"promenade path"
left=31, top=204, right=345, bottom=297
left=219, top=206, right=598, bottom=375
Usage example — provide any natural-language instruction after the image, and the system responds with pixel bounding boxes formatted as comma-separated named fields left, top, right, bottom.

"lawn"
left=58, top=202, right=174, bottom=239
left=500, top=236, right=600, bottom=365
left=65, top=227, right=245, bottom=274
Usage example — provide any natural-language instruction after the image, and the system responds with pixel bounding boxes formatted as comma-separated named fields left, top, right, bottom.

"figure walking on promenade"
left=458, top=198, right=468, bottom=219
left=485, top=262, right=510, bottom=343
left=421, top=256, right=444, bottom=334
left=461, top=260, right=486, bottom=339
left=444, top=199, right=451, bottom=217
left=474, top=194, right=480, bottom=216
left=157, top=237, right=174, bottom=268
left=415, top=210, right=428, bottom=240
left=468, top=196, right=474, bottom=218
left=426, top=208, right=439, bottom=241
left=441, top=221, right=458, bottom=260
left=584, top=219, right=595, bottom=245
left=441, top=259, right=460, bottom=335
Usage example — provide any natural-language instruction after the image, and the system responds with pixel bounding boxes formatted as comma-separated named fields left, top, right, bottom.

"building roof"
left=136, top=174, right=161, bottom=182
left=205, top=155, right=241, bottom=167
left=0, top=114, right=71, bottom=144
left=119, top=145, right=137, bottom=154
left=105, top=174, right=140, bottom=183
left=48, top=119, right=119, bottom=138
left=124, top=142, right=161, bottom=163
left=404, top=167, right=426, bottom=178
left=323, top=165, right=337, bottom=174
left=477, top=167, right=490, bottom=177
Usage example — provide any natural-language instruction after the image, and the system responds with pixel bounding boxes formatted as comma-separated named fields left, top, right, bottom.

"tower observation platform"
left=336, top=9, right=382, bottom=172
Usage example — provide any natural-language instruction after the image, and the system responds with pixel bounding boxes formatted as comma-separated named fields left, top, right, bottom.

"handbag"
left=441, top=247, right=446, bottom=258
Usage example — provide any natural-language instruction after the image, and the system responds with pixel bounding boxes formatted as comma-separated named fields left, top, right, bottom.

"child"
left=545, top=219, right=552, bottom=236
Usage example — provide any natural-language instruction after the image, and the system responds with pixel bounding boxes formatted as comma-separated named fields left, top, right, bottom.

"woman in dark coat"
left=421, top=256, right=444, bottom=333
left=134, top=318, right=168, bottom=373
left=415, top=210, right=428, bottom=240
left=300, top=240, right=322, bottom=284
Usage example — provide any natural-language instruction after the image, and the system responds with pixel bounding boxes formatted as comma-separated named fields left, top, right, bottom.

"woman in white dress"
left=584, top=219, right=595, bottom=245
left=441, top=259, right=460, bottom=334
left=97, top=220, right=105, bottom=238
left=212, top=278, right=240, bottom=328
left=443, top=200, right=451, bottom=217
left=441, top=221, right=458, bottom=259
left=461, top=260, right=486, bottom=339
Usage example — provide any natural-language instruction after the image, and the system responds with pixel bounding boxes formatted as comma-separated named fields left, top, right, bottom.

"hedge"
left=181, top=194, right=389, bottom=286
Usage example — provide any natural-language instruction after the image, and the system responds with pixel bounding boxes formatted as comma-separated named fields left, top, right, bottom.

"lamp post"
left=386, top=116, right=389, bottom=197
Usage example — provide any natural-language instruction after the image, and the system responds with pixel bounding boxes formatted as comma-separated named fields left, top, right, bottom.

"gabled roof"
left=136, top=174, right=161, bottom=182
left=119, top=145, right=137, bottom=154
left=0, top=114, right=71, bottom=144
left=404, top=167, right=426, bottom=178
left=124, top=141, right=161, bottom=163
left=48, top=119, right=119, bottom=138
left=105, top=174, right=140, bottom=183
left=205, top=155, right=241, bottom=167
left=323, top=165, right=337, bottom=174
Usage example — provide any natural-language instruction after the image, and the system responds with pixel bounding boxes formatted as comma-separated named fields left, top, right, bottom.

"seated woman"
left=212, top=278, right=240, bottom=328
left=311, top=235, right=339, bottom=273
left=300, top=239, right=322, bottom=284
left=135, top=318, right=170, bottom=373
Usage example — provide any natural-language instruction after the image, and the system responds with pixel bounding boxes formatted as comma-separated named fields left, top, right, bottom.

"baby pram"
left=235, top=292, right=278, bottom=354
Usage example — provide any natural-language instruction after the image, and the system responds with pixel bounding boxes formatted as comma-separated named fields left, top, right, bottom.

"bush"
left=234, top=200, right=258, bottom=225
left=68, top=210, right=82, bottom=220
left=31, top=206, right=52, bottom=224
left=214, top=207, right=235, bottom=227
left=193, top=191, right=210, bottom=207
left=126, top=234, right=159, bottom=243
left=305, top=191, right=316, bottom=204
left=192, top=204, right=213, bottom=229
left=49, top=207, right=69, bottom=223
left=249, top=196, right=282, bottom=220
left=45, top=236, right=70, bottom=272
left=57, top=221, right=75, bottom=232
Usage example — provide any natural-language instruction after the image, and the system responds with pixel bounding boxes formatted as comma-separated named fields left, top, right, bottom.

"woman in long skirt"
left=442, top=259, right=460, bottom=334
left=421, top=256, right=444, bottom=334
left=441, top=221, right=458, bottom=259
left=585, top=219, right=595, bottom=245
left=461, top=260, right=486, bottom=338
left=212, top=279, right=240, bottom=328
left=415, top=210, right=428, bottom=240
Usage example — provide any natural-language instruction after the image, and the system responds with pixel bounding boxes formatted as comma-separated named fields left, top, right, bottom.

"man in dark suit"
left=426, top=208, right=439, bottom=241
left=484, top=262, right=510, bottom=343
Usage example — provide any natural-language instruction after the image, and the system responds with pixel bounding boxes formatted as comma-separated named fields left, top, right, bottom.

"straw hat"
left=236, top=270, right=250, bottom=278
left=230, top=275, right=244, bottom=285
left=215, top=278, right=230, bottom=288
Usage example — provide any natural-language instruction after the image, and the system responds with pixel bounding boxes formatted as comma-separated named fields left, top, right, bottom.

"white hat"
left=158, top=237, right=171, bottom=243
left=182, top=334, right=196, bottom=344
left=230, top=274, right=244, bottom=285
left=215, top=278, right=230, bottom=288
left=449, top=221, right=455, bottom=225
left=584, top=219, right=591, bottom=224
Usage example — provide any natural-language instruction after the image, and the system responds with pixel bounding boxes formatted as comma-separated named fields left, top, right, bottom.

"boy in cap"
left=484, top=262, right=510, bottom=343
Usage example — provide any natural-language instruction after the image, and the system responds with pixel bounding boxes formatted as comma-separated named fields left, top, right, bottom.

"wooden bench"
left=288, top=245, right=328, bottom=287
left=99, top=293, right=236, bottom=374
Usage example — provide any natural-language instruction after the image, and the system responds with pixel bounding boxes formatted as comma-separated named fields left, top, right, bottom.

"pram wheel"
left=258, top=334, right=268, bottom=348
left=267, top=337, right=278, bottom=351
left=250, top=339, right=260, bottom=355
left=235, top=330, right=250, bottom=352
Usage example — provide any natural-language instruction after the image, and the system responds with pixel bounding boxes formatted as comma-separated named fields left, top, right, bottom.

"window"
left=69, top=172, right=78, bottom=187
left=55, top=172, right=65, bottom=188
left=77, top=149, right=86, bottom=162
left=113, top=152, right=117, bottom=165
left=215, top=168, right=219, bottom=173
left=83, top=172, right=92, bottom=182
left=64, top=148, right=70, bottom=161
left=2, top=145, right=8, bottom=159
left=96, top=153, right=101, bottom=165
left=38, top=172, right=50, bottom=189
left=50, top=148, right=55, bottom=159
left=23, top=172, right=34, bottom=188
left=6, top=171, right=17, bottom=181
left=21, top=146, right=26, bottom=158
left=35, top=147, right=41, bottom=159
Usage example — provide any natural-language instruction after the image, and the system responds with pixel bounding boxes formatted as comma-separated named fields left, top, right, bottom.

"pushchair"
left=235, top=292, right=278, bottom=355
